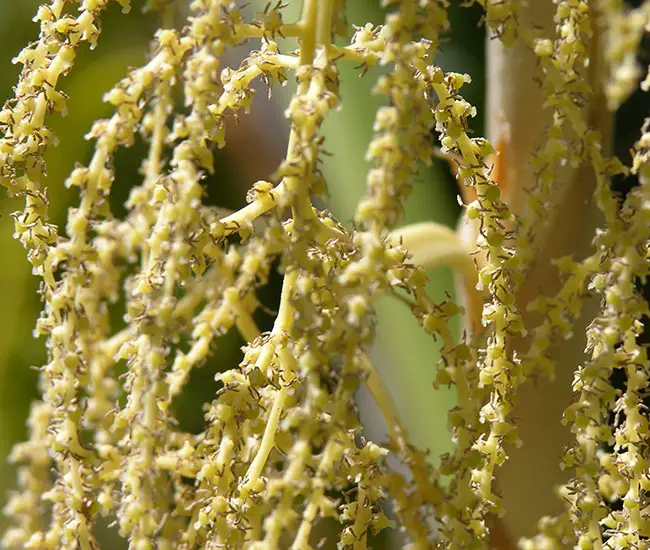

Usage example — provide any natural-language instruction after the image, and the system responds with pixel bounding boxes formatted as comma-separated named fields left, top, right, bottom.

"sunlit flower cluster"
left=1, top=1, right=649, bottom=549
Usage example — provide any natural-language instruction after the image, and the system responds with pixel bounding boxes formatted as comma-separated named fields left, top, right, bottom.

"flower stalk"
left=1, top=1, right=649, bottom=549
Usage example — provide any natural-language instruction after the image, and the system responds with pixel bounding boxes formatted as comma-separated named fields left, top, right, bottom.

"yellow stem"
left=273, top=269, right=297, bottom=333
left=359, top=352, right=408, bottom=446
left=299, top=0, right=318, bottom=66
left=316, top=0, right=335, bottom=46
left=389, top=221, right=482, bottom=334
left=240, top=269, right=297, bottom=496
left=220, top=181, right=284, bottom=234
left=240, top=386, right=287, bottom=498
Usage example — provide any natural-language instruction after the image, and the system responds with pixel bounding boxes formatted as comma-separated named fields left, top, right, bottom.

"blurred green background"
left=0, top=1, right=485, bottom=546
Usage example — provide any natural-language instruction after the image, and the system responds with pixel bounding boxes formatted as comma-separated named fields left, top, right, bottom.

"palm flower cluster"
left=1, top=0, right=650, bottom=549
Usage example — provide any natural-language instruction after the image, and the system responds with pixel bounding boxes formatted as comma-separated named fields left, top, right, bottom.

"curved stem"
left=389, top=222, right=483, bottom=334
left=240, top=269, right=297, bottom=497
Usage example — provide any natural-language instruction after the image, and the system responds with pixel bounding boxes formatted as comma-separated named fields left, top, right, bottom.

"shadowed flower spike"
left=0, top=1, right=649, bottom=549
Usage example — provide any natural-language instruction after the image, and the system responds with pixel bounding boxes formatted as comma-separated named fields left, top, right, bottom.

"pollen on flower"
left=0, top=0, right=649, bottom=549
